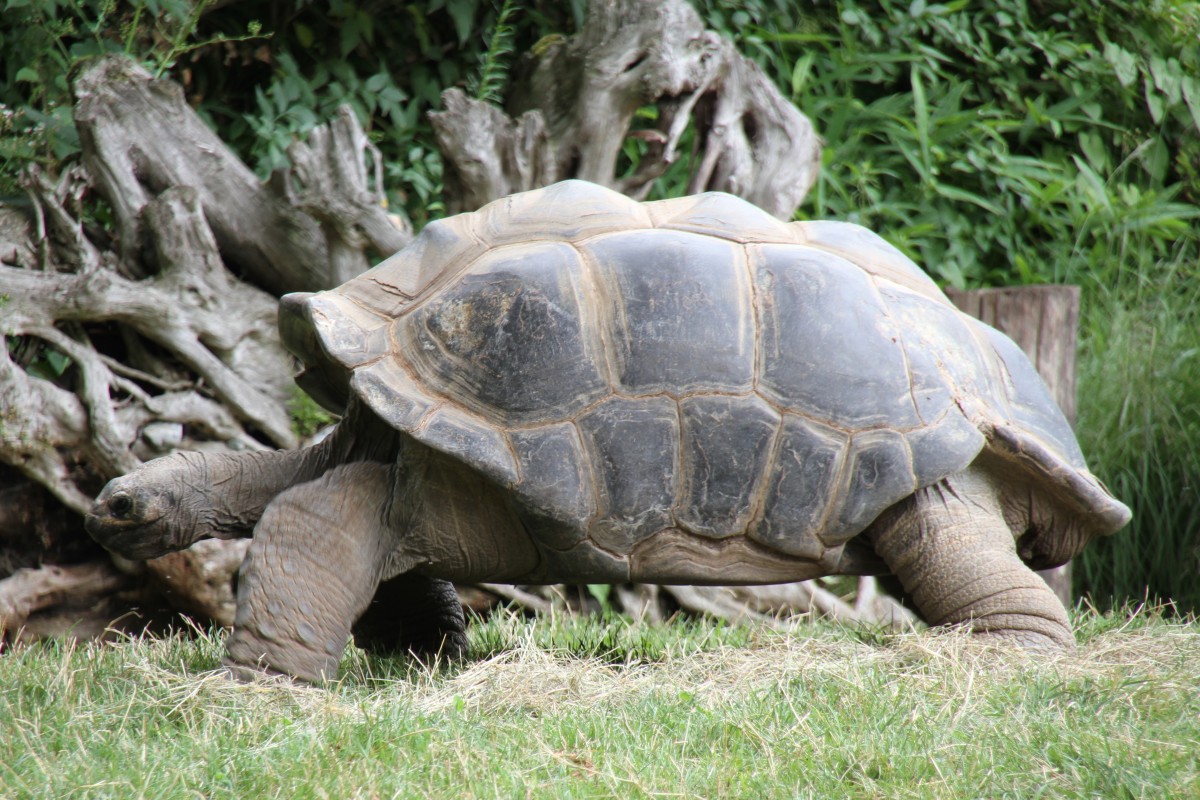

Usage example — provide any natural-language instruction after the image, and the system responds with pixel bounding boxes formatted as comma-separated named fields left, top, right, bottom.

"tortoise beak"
left=85, top=480, right=169, bottom=559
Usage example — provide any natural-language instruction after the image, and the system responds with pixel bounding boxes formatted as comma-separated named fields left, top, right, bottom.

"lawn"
left=1, top=606, right=1196, bottom=799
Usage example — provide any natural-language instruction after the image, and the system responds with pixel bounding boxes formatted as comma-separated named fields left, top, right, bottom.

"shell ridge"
left=669, top=396, right=689, bottom=530
left=744, top=243, right=765, bottom=397
left=744, top=411, right=786, bottom=535
left=567, top=240, right=621, bottom=395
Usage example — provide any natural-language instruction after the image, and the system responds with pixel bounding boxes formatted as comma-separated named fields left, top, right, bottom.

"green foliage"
left=3, top=336, right=73, bottom=384
left=0, top=0, right=265, bottom=194
left=470, top=0, right=521, bottom=104
left=700, top=0, right=1200, bottom=289
left=196, top=0, right=570, bottom=227
left=0, top=1, right=571, bottom=223
left=287, top=387, right=336, bottom=439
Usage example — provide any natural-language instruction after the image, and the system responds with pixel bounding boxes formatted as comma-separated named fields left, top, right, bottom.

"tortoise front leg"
left=224, top=462, right=407, bottom=683
left=868, top=468, right=1074, bottom=654
left=353, top=573, right=468, bottom=661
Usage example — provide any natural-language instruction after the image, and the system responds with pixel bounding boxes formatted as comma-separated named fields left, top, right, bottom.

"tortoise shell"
left=280, top=180, right=1129, bottom=582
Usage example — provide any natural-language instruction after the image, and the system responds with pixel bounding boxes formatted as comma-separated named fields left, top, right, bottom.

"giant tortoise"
left=87, top=180, right=1131, bottom=682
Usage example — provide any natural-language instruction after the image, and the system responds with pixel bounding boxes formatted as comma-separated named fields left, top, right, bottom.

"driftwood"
left=0, top=54, right=409, bottom=640
left=72, top=56, right=408, bottom=294
left=431, top=0, right=821, bottom=217
left=1, top=0, right=919, bottom=641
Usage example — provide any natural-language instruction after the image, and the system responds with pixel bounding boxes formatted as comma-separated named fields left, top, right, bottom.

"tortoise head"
left=86, top=452, right=216, bottom=560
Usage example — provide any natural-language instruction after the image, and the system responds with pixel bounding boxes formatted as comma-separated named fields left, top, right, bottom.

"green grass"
left=1075, top=264, right=1200, bottom=611
left=1, top=609, right=1197, bottom=798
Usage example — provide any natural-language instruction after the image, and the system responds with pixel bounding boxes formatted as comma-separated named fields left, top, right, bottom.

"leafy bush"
left=700, top=0, right=1200, bottom=288
left=0, top=1, right=575, bottom=225
left=0, top=0, right=266, bottom=193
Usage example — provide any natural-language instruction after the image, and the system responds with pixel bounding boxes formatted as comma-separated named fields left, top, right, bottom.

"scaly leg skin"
left=869, top=468, right=1074, bottom=655
left=352, top=573, right=468, bottom=662
left=224, top=462, right=400, bottom=683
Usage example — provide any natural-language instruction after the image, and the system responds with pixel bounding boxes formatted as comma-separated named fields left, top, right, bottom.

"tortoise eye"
left=109, top=493, right=133, bottom=517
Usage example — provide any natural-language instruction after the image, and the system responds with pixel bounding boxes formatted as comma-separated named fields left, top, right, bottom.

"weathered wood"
left=0, top=562, right=129, bottom=640
left=73, top=56, right=320, bottom=292
left=429, top=90, right=554, bottom=215
left=72, top=56, right=398, bottom=294
left=0, top=57, right=412, bottom=639
left=665, top=579, right=918, bottom=631
left=945, top=285, right=1081, bottom=607
left=277, top=105, right=413, bottom=284
left=144, top=539, right=251, bottom=627
left=432, top=0, right=820, bottom=218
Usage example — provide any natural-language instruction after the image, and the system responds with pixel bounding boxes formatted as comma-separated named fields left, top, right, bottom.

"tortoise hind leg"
left=867, top=467, right=1074, bottom=654
left=353, top=574, right=468, bottom=661
left=225, top=462, right=403, bottom=683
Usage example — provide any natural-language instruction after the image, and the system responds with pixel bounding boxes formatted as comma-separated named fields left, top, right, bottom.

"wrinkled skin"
left=88, top=404, right=470, bottom=675
left=87, top=450, right=282, bottom=559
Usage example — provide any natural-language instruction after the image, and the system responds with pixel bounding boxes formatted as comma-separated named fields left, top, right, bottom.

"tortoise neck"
left=186, top=434, right=340, bottom=537
left=198, top=397, right=399, bottom=536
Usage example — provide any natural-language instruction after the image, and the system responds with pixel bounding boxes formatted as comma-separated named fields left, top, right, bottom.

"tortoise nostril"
left=109, top=493, right=133, bottom=517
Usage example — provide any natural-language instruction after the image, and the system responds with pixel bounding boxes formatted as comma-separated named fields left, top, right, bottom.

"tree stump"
left=944, top=285, right=1081, bottom=608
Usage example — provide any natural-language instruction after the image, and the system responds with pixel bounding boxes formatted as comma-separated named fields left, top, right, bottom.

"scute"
left=583, top=229, right=754, bottom=395
left=471, top=180, right=651, bottom=245
left=749, top=414, right=847, bottom=559
left=676, top=395, right=780, bottom=538
left=509, top=423, right=595, bottom=549
left=874, top=283, right=1001, bottom=422
left=338, top=213, right=485, bottom=316
left=402, top=241, right=608, bottom=425
left=350, top=357, right=435, bottom=431
left=794, top=220, right=947, bottom=304
left=979, top=325, right=1086, bottom=470
left=647, top=192, right=798, bottom=243
left=754, top=243, right=920, bottom=430
left=416, top=406, right=519, bottom=488
left=826, top=429, right=915, bottom=543
left=576, top=396, right=679, bottom=553
left=534, top=540, right=630, bottom=584
left=630, top=530, right=828, bottom=585
left=906, top=411, right=986, bottom=488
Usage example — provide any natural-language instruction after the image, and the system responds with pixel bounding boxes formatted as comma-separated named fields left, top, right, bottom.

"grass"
left=1074, top=263, right=1200, bottom=611
left=0, top=608, right=1197, bottom=798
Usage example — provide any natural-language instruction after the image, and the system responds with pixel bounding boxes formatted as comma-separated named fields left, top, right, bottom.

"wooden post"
left=943, top=285, right=1081, bottom=609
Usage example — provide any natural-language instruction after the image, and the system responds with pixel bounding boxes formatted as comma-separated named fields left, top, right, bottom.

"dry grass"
left=1, top=608, right=1197, bottom=798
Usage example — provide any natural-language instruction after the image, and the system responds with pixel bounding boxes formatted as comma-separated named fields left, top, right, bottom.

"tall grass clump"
left=1074, top=258, right=1200, bottom=611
